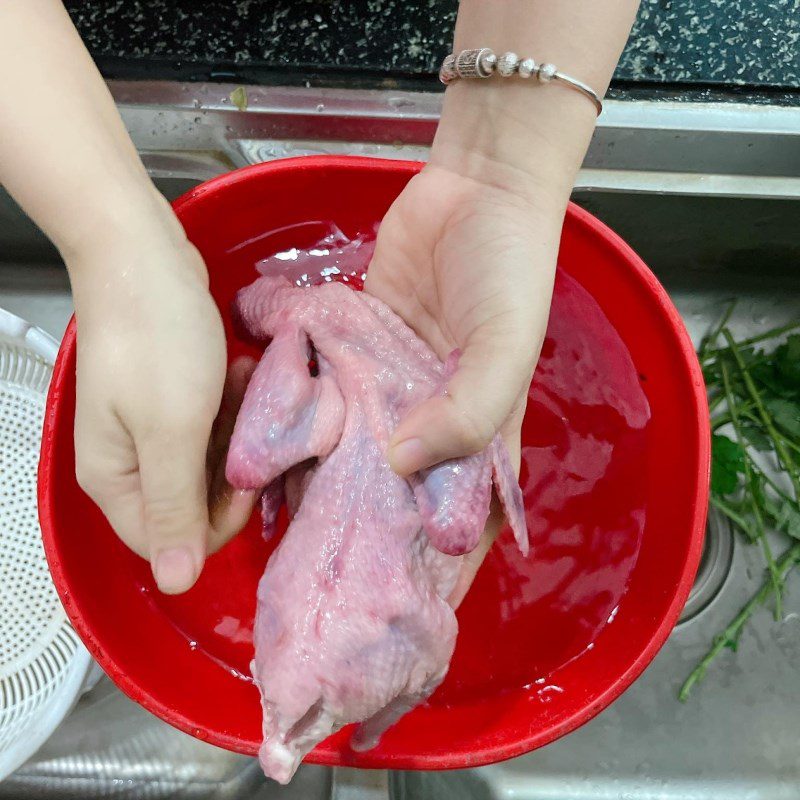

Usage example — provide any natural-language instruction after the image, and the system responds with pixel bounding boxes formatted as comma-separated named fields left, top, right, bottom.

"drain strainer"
left=679, top=507, right=734, bottom=624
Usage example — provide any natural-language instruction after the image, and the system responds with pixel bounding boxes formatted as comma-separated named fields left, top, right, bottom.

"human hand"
left=368, top=163, right=558, bottom=472
left=367, top=84, right=593, bottom=605
left=366, top=163, right=557, bottom=604
left=70, top=203, right=256, bottom=594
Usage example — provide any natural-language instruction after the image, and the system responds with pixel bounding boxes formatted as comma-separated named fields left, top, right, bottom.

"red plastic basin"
left=39, top=156, right=709, bottom=771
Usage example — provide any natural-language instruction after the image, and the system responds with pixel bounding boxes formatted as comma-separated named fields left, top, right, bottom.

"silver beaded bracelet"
left=439, top=48, right=603, bottom=116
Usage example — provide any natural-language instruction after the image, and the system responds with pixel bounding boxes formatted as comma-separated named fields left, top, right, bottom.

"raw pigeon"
left=226, top=275, right=528, bottom=783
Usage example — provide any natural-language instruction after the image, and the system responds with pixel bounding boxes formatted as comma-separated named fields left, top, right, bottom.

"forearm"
left=434, top=0, right=639, bottom=200
left=0, top=0, right=177, bottom=264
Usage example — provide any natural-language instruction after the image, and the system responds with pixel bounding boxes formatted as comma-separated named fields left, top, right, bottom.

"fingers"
left=208, top=356, right=259, bottom=552
left=75, top=467, right=149, bottom=558
left=76, top=410, right=208, bottom=594
left=137, top=416, right=213, bottom=594
left=76, top=354, right=254, bottom=594
left=74, top=405, right=150, bottom=558
left=209, top=481, right=259, bottom=550
left=388, top=321, right=539, bottom=476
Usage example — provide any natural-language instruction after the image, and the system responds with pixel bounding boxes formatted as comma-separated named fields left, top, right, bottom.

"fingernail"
left=388, top=438, right=429, bottom=476
left=152, top=546, right=199, bottom=594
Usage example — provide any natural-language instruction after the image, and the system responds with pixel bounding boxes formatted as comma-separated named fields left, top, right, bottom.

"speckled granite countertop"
left=65, top=0, right=799, bottom=95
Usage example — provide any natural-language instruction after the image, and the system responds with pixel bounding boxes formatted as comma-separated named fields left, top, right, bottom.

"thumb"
left=387, top=323, right=539, bottom=476
left=138, top=421, right=212, bottom=594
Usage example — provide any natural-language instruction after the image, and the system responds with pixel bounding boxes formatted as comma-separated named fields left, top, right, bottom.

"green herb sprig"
left=680, top=311, right=800, bottom=700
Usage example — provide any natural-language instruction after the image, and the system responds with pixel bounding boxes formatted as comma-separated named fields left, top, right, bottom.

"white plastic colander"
left=0, top=307, right=94, bottom=780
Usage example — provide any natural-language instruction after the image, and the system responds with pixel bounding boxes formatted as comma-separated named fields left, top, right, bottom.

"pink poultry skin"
left=226, top=276, right=528, bottom=783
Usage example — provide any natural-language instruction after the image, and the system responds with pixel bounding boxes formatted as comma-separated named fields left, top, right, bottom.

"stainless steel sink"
left=1, top=82, right=798, bottom=800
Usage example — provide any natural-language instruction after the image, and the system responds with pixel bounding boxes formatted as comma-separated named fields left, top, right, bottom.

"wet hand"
left=367, top=162, right=565, bottom=605
left=70, top=228, right=256, bottom=594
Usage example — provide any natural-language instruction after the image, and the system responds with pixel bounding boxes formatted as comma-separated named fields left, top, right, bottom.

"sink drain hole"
left=678, top=507, right=734, bottom=624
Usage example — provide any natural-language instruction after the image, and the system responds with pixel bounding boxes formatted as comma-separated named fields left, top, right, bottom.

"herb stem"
left=708, top=393, right=726, bottom=413
left=746, top=455, right=795, bottom=505
left=720, top=360, right=782, bottom=616
left=699, top=301, right=736, bottom=361
left=679, top=542, right=800, bottom=701
left=701, top=320, right=800, bottom=364
left=712, top=401, right=756, bottom=431
left=722, top=328, right=800, bottom=497
left=733, top=320, right=800, bottom=349
left=778, top=432, right=800, bottom=458
left=710, top=495, right=757, bottom=538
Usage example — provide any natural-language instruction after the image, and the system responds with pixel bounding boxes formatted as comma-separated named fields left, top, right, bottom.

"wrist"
left=62, top=185, right=200, bottom=293
left=59, top=178, right=186, bottom=268
left=63, top=190, right=207, bottom=314
left=431, top=71, right=597, bottom=205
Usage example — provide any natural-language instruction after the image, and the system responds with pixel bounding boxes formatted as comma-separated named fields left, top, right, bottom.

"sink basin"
left=1, top=82, right=798, bottom=799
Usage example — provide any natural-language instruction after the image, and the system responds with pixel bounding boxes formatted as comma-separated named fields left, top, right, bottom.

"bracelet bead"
left=537, top=63, right=557, bottom=83
left=497, top=52, right=520, bottom=77
left=479, top=51, right=498, bottom=75
left=455, top=48, right=495, bottom=79
left=518, top=58, right=537, bottom=78
left=439, top=53, right=457, bottom=84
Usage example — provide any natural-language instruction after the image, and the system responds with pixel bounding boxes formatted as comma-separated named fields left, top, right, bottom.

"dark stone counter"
left=65, top=0, right=799, bottom=95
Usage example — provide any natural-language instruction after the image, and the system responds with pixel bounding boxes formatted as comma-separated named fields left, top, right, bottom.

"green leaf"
left=749, top=470, right=768, bottom=508
left=762, top=493, right=783, bottom=527
left=711, top=434, right=745, bottom=495
left=741, top=422, right=772, bottom=452
left=703, top=363, right=720, bottom=386
left=766, top=397, right=800, bottom=439
left=775, top=504, right=800, bottom=541
left=723, top=625, right=744, bottom=653
left=230, top=86, right=248, bottom=112
left=774, top=335, right=800, bottom=391
left=778, top=505, right=800, bottom=540
left=749, top=360, right=790, bottom=399
left=721, top=344, right=759, bottom=369
left=762, top=495, right=800, bottom=541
